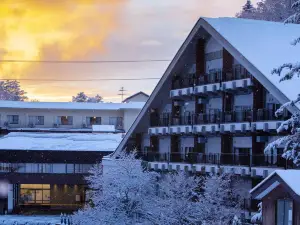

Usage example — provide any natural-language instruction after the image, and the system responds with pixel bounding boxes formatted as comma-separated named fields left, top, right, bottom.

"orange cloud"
left=0, top=0, right=126, bottom=79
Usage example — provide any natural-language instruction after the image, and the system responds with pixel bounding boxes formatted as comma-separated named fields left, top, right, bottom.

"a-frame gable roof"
left=250, top=170, right=300, bottom=202
left=113, top=17, right=300, bottom=156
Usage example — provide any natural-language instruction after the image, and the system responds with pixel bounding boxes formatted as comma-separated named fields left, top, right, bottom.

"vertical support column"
left=222, top=48, right=233, bottom=81
left=221, top=134, right=233, bottom=165
left=7, top=184, right=13, bottom=214
left=195, top=39, right=207, bottom=123
left=252, top=135, right=266, bottom=166
left=196, top=39, right=206, bottom=78
left=252, top=78, right=265, bottom=121
left=135, top=133, right=142, bottom=152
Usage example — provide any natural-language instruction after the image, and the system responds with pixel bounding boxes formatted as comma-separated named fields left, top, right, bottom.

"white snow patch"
left=0, top=215, right=60, bottom=225
left=0, top=132, right=123, bottom=152
left=92, top=125, right=115, bottom=132
left=204, top=17, right=300, bottom=102
left=0, top=101, right=145, bottom=110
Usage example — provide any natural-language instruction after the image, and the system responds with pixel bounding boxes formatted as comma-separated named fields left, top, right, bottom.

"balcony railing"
left=149, top=108, right=286, bottom=128
left=172, top=76, right=195, bottom=89
left=171, top=65, right=252, bottom=90
left=139, top=152, right=293, bottom=169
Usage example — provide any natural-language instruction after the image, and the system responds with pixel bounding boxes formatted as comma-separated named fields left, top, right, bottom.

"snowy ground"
left=0, top=132, right=123, bottom=151
left=0, top=215, right=62, bottom=225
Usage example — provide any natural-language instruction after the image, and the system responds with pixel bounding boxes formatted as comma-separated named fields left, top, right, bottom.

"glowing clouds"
left=0, top=0, right=126, bottom=78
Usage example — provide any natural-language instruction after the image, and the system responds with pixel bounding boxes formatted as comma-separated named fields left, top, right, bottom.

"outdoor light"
left=0, top=180, right=9, bottom=198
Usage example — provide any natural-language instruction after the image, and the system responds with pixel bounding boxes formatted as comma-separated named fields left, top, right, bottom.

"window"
left=277, top=199, right=293, bottom=225
left=29, top=116, right=44, bottom=125
left=58, top=116, right=73, bottom=125
left=86, top=117, right=101, bottom=125
left=109, top=117, right=123, bottom=129
left=7, top=115, right=19, bottom=124
left=20, top=184, right=50, bottom=205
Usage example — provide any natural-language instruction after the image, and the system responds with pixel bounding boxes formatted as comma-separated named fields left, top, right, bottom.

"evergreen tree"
left=243, top=0, right=254, bottom=12
left=0, top=80, right=28, bottom=101
left=237, top=0, right=295, bottom=22
left=72, top=92, right=89, bottom=102
left=87, top=94, right=103, bottom=103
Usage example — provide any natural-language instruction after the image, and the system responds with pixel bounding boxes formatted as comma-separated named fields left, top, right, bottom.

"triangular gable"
left=113, top=17, right=300, bottom=156
left=250, top=170, right=300, bottom=202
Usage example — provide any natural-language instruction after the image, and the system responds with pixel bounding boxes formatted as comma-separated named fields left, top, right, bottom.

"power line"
left=0, top=59, right=171, bottom=64
left=0, top=77, right=161, bottom=82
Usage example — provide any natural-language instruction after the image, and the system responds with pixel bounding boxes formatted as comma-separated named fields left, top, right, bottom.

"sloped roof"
left=0, top=101, right=145, bottom=110
left=204, top=17, right=300, bottom=102
left=123, top=92, right=149, bottom=103
left=250, top=170, right=300, bottom=199
left=0, top=132, right=122, bottom=152
left=112, top=17, right=300, bottom=156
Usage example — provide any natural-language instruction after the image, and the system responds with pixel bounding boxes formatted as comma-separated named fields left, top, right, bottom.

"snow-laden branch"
left=73, top=151, right=244, bottom=225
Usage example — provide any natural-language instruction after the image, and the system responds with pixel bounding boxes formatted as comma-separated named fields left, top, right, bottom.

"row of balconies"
left=138, top=151, right=295, bottom=170
left=151, top=109, right=287, bottom=127
left=171, top=65, right=252, bottom=93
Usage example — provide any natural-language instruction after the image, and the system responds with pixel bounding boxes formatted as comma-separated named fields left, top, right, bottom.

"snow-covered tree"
left=265, top=1, right=300, bottom=166
left=73, top=151, right=243, bottom=225
left=251, top=202, right=262, bottom=224
left=87, top=94, right=103, bottom=103
left=72, top=151, right=159, bottom=225
left=72, top=92, right=89, bottom=102
left=156, top=173, right=243, bottom=225
left=237, top=0, right=295, bottom=22
left=0, top=80, right=28, bottom=101
left=72, top=92, right=103, bottom=103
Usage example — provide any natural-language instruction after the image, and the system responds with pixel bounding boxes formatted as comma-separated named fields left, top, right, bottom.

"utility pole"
left=118, top=87, right=127, bottom=102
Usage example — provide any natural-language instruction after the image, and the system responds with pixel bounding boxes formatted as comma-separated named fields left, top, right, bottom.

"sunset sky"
left=0, top=0, right=259, bottom=102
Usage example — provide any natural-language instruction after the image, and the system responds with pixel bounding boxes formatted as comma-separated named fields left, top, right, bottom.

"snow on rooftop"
left=0, top=100, right=145, bottom=110
left=204, top=17, right=300, bottom=101
left=250, top=169, right=300, bottom=196
left=0, top=132, right=123, bottom=152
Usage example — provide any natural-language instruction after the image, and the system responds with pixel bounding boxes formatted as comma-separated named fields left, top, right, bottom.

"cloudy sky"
left=0, top=0, right=259, bottom=102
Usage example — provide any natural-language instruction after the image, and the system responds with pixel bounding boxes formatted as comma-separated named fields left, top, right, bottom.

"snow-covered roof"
left=0, top=101, right=145, bottom=110
left=204, top=17, right=300, bottom=102
left=250, top=170, right=300, bottom=197
left=112, top=17, right=300, bottom=157
left=0, top=132, right=123, bottom=152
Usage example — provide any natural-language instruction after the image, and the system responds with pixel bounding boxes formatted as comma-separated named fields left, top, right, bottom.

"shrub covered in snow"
left=72, top=151, right=243, bottom=225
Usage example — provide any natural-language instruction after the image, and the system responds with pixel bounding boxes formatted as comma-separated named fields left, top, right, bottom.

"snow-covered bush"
left=72, top=151, right=243, bottom=225
left=251, top=202, right=262, bottom=224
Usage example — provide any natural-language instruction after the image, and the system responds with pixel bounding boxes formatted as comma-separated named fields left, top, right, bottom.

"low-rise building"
left=0, top=100, right=145, bottom=133
left=251, top=170, right=300, bottom=225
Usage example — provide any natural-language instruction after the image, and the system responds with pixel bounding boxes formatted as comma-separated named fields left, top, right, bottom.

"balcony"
left=171, top=75, right=195, bottom=90
left=140, top=152, right=293, bottom=169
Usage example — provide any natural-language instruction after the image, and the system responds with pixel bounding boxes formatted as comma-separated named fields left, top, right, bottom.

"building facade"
left=108, top=17, right=300, bottom=215
left=0, top=101, right=145, bottom=133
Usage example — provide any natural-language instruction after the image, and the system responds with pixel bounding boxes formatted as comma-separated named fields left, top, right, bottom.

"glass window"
left=109, top=117, right=123, bottom=129
left=29, top=116, right=44, bottom=125
left=277, top=199, right=293, bottom=225
left=86, top=117, right=101, bottom=125
left=58, top=116, right=73, bottom=125
left=52, top=164, right=66, bottom=173
left=7, top=115, right=19, bottom=124
left=19, top=184, right=50, bottom=205
left=66, top=164, right=74, bottom=173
